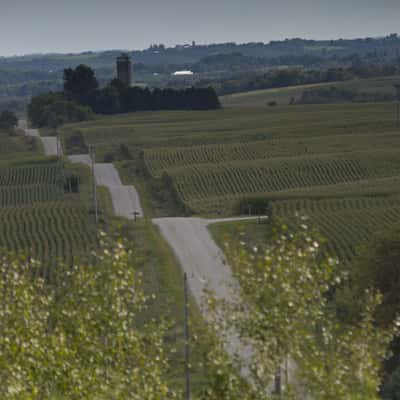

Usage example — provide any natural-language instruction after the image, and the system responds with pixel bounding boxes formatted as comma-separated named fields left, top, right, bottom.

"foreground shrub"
left=203, top=222, right=400, bottom=399
left=0, top=237, right=174, bottom=399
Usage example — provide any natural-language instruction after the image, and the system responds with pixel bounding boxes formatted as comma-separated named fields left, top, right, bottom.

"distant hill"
left=2, top=33, right=400, bottom=73
left=220, top=76, right=400, bottom=107
left=2, top=33, right=400, bottom=115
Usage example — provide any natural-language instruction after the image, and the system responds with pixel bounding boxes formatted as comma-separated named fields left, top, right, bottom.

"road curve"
left=21, top=125, right=143, bottom=219
left=22, top=126, right=61, bottom=156
left=41, top=137, right=61, bottom=156
left=68, top=156, right=143, bottom=219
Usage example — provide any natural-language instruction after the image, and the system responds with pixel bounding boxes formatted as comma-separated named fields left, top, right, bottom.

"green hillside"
left=220, top=76, right=400, bottom=107
left=60, top=101, right=400, bottom=264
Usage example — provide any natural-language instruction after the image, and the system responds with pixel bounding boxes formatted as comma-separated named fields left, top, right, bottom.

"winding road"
left=21, top=122, right=282, bottom=387
left=22, top=126, right=143, bottom=219
left=68, top=155, right=143, bottom=219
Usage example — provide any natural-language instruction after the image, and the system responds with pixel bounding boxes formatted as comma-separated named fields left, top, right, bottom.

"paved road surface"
left=69, top=156, right=143, bottom=219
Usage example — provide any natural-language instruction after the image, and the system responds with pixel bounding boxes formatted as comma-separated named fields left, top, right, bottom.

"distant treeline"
left=195, top=63, right=400, bottom=95
left=87, top=81, right=221, bottom=115
left=297, top=86, right=395, bottom=105
left=28, top=65, right=220, bottom=128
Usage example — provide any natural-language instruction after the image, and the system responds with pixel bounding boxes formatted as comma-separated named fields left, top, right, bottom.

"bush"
left=0, top=239, right=174, bottom=398
left=234, top=196, right=272, bottom=216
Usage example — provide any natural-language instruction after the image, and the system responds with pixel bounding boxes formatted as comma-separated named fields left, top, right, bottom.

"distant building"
left=116, top=53, right=132, bottom=86
left=172, top=70, right=194, bottom=76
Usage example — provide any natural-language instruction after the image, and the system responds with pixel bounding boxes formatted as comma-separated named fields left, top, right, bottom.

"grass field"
left=220, top=76, right=400, bottom=107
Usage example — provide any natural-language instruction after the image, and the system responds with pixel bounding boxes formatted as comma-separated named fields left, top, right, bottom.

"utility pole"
left=394, top=84, right=400, bottom=128
left=56, top=133, right=65, bottom=191
left=183, top=273, right=191, bottom=400
left=90, top=145, right=98, bottom=224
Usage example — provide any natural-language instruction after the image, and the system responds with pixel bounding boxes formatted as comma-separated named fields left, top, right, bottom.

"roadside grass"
left=108, top=217, right=210, bottom=394
left=116, top=160, right=187, bottom=217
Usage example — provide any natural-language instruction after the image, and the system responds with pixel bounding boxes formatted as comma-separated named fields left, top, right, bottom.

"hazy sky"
left=1, top=0, right=400, bottom=57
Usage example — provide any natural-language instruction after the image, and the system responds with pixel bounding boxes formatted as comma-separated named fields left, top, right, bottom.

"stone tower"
left=116, top=53, right=132, bottom=86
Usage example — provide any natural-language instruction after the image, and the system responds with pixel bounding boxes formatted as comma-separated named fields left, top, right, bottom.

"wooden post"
left=274, top=366, right=282, bottom=395
left=90, top=145, right=98, bottom=224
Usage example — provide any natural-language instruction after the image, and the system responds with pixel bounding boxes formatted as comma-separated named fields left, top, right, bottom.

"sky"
left=1, top=0, right=400, bottom=57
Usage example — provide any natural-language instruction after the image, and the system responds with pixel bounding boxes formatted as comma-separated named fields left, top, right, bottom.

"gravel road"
left=154, top=216, right=298, bottom=390
left=41, top=137, right=61, bottom=156
left=21, top=124, right=143, bottom=219
left=22, top=126, right=61, bottom=156
left=68, top=156, right=143, bottom=219
left=21, top=121, right=287, bottom=387
left=24, top=128, right=39, bottom=137
left=153, top=217, right=255, bottom=376
left=67, top=154, right=92, bottom=167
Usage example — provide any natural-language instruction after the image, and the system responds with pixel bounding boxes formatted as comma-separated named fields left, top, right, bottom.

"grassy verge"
left=210, top=219, right=272, bottom=260
left=106, top=217, right=210, bottom=394
left=116, top=160, right=186, bottom=218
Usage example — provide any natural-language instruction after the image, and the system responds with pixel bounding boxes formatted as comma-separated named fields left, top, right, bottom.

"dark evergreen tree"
left=63, top=65, right=98, bottom=104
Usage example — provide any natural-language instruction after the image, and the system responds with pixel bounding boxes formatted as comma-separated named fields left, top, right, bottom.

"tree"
left=27, top=92, right=93, bottom=128
left=0, top=110, right=18, bottom=132
left=63, top=64, right=98, bottom=103
left=0, top=238, right=175, bottom=399
left=203, top=222, right=399, bottom=399
left=351, top=226, right=400, bottom=396
left=89, top=86, right=121, bottom=114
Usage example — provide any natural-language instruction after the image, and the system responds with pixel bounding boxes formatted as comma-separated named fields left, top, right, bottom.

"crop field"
left=220, top=76, right=400, bottom=107
left=0, top=134, right=39, bottom=159
left=0, top=138, right=98, bottom=271
left=61, top=101, right=400, bottom=262
left=0, top=202, right=95, bottom=275
left=271, top=196, right=400, bottom=264
left=60, top=102, right=397, bottom=158
left=211, top=195, right=400, bottom=266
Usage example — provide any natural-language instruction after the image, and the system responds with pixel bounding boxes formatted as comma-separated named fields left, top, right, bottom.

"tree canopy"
left=63, top=64, right=99, bottom=104
left=0, top=110, right=18, bottom=131
left=27, top=92, right=93, bottom=128
left=202, top=222, right=400, bottom=399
